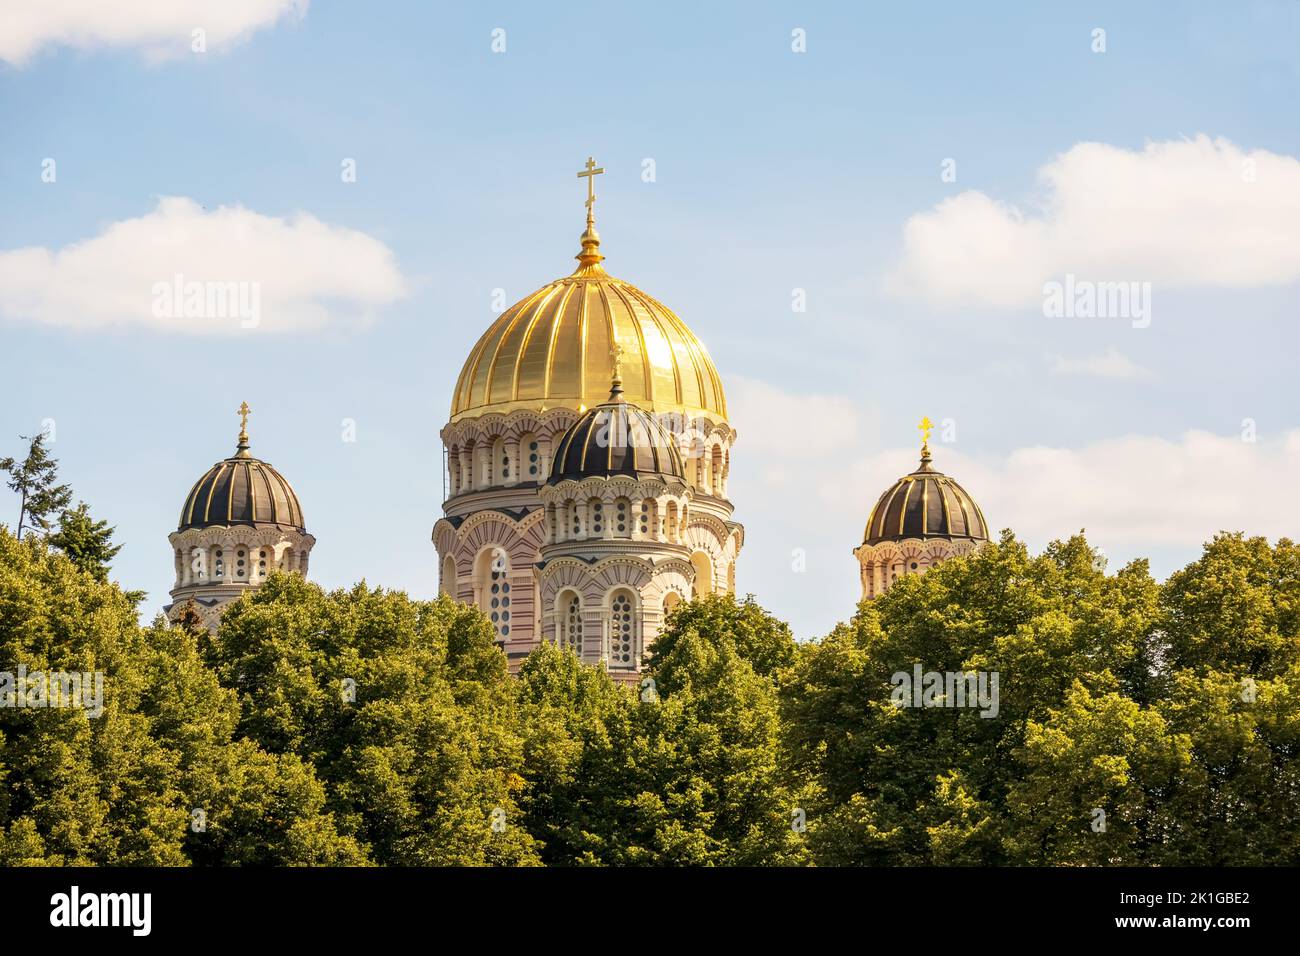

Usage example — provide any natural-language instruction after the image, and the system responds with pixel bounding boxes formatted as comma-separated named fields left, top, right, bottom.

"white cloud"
left=966, top=429, right=1300, bottom=548
left=1049, top=348, right=1152, bottom=381
left=731, top=381, right=1300, bottom=560
left=0, top=0, right=307, bottom=66
left=887, top=135, right=1300, bottom=309
left=0, top=196, right=406, bottom=334
left=727, top=374, right=877, bottom=487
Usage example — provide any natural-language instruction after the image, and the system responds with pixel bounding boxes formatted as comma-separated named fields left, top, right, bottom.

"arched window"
left=476, top=547, right=511, bottom=644
left=663, top=590, right=681, bottom=618
left=441, top=554, right=457, bottom=596
left=608, top=588, right=638, bottom=669
left=690, top=551, right=713, bottom=598
left=613, top=497, right=631, bottom=537
left=640, top=499, right=657, bottom=538
left=711, top=445, right=724, bottom=495
left=558, top=591, right=583, bottom=656
left=665, top=501, right=678, bottom=541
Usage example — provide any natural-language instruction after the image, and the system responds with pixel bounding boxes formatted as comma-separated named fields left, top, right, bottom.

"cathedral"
left=165, top=160, right=990, bottom=674
left=432, top=158, right=742, bottom=679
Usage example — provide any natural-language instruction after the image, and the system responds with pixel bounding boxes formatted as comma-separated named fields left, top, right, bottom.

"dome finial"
left=574, top=156, right=606, bottom=272
left=917, top=415, right=934, bottom=469
left=608, top=342, right=626, bottom=401
left=236, top=401, right=252, bottom=457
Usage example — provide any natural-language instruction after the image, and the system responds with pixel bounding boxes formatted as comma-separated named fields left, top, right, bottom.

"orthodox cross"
left=238, top=401, right=252, bottom=445
left=577, top=156, right=604, bottom=225
left=918, top=416, right=934, bottom=448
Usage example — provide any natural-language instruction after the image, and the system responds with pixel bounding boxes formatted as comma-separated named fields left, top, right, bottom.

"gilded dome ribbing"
left=450, top=226, right=727, bottom=423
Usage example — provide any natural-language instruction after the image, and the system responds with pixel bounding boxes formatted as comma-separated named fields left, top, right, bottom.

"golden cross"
left=609, top=341, right=625, bottom=384
left=576, top=156, right=604, bottom=223
left=238, top=401, right=252, bottom=443
left=918, top=416, right=934, bottom=446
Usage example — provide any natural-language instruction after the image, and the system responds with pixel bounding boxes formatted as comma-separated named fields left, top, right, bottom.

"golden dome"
left=450, top=222, right=728, bottom=424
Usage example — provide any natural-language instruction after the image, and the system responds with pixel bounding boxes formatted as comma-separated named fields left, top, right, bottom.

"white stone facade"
left=433, top=408, right=741, bottom=674
left=166, top=524, right=315, bottom=630
left=853, top=537, right=983, bottom=601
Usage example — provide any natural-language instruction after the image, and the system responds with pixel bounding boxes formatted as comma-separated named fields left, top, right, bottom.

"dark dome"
left=863, top=448, right=988, bottom=546
left=548, top=381, right=685, bottom=484
left=178, top=442, right=305, bottom=532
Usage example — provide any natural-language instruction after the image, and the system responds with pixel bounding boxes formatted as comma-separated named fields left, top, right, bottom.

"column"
left=631, top=496, right=643, bottom=541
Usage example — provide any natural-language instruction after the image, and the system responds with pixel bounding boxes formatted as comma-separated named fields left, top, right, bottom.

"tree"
left=207, top=574, right=541, bottom=865
left=48, top=501, right=144, bottom=605
left=48, top=501, right=123, bottom=581
left=515, top=625, right=809, bottom=866
left=644, top=593, right=798, bottom=681
left=1161, top=533, right=1300, bottom=679
left=0, top=526, right=365, bottom=865
left=1, top=433, right=72, bottom=540
left=783, top=530, right=1169, bottom=865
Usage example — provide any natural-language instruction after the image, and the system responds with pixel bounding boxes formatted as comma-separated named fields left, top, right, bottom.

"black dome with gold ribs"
left=548, top=376, right=685, bottom=485
left=862, top=442, right=988, bottom=546
left=178, top=410, right=305, bottom=532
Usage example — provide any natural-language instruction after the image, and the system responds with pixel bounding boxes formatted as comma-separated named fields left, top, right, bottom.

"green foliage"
left=645, top=593, right=798, bottom=680
left=1161, top=532, right=1300, bottom=678
left=514, top=597, right=808, bottom=866
left=208, top=576, right=540, bottom=865
left=1, top=434, right=72, bottom=540
left=3, top=515, right=1297, bottom=867
left=784, top=529, right=1300, bottom=866
left=48, top=501, right=123, bottom=582
left=0, top=528, right=363, bottom=866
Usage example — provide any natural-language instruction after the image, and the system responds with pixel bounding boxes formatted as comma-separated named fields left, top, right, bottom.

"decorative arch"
left=662, top=590, right=682, bottom=618
left=441, top=554, right=457, bottom=596
left=473, top=545, right=512, bottom=643
left=606, top=586, right=640, bottom=670
left=557, top=588, right=584, bottom=656
left=690, top=550, right=714, bottom=597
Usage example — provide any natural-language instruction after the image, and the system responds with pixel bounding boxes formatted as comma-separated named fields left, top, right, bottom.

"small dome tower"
left=854, top=417, right=989, bottom=600
left=165, top=403, right=315, bottom=629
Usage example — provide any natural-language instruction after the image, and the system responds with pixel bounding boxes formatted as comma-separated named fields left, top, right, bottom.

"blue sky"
left=2, top=1, right=1299, bottom=639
